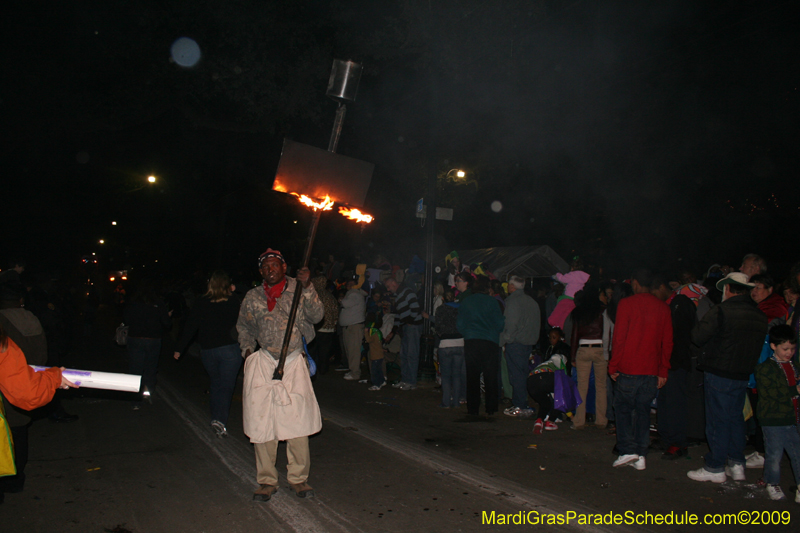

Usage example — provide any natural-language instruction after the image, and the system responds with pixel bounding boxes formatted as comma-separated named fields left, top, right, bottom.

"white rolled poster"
left=30, top=366, right=141, bottom=393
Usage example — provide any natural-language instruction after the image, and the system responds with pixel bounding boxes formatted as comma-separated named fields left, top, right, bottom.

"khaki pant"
left=254, top=436, right=310, bottom=486
left=343, top=323, right=364, bottom=378
left=573, top=346, right=608, bottom=427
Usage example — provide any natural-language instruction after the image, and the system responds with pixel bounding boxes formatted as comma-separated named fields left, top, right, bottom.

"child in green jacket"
left=754, top=324, right=800, bottom=502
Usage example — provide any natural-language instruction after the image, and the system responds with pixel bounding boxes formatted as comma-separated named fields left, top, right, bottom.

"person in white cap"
left=687, top=272, right=767, bottom=484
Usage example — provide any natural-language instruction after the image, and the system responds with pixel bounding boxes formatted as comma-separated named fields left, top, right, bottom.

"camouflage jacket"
left=236, top=277, right=324, bottom=360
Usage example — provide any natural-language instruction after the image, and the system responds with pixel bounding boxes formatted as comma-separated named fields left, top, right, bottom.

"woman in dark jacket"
left=174, top=271, right=241, bottom=437
left=124, top=279, right=171, bottom=406
left=569, top=284, right=608, bottom=429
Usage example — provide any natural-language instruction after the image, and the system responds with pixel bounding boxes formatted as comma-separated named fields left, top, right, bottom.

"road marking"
left=158, top=376, right=365, bottom=533
left=321, top=406, right=642, bottom=533
left=159, top=375, right=641, bottom=532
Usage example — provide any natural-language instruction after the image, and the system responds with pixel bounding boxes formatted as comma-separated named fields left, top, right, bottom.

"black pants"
left=527, top=372, right=562, bottom=420
left=309, top=331, right=335, bottom=375
left=464, top=339, right=499, bottom=415
left=657, top=368, right=688, bottom=448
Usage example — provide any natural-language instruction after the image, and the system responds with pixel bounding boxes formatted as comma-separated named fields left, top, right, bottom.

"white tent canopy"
left=457, top=246, right=569, bottom=279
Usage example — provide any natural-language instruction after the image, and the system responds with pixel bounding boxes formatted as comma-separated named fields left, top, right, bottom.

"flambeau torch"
left=271, top=60, right=375, bottom=380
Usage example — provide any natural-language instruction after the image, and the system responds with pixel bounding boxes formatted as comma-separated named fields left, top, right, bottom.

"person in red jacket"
left=750, top=274, right=788, bottom=326
left=608, top=269, right=673, bottom=472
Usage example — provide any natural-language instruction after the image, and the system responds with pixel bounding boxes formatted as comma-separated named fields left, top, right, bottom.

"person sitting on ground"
left=543, top=328, right=571, bottom=362
left=364, top=313, right=385, bottom=391
left=754, top=324, right=800, bottom=502
left=528, top=355, right=570, bottom=434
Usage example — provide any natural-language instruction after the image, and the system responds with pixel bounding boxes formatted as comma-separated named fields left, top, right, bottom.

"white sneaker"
left=391, top=381, right=406, bottom=388
left=613, top=454, right=639, bottom=467
left=211, top=420, right=228, bottom=438
left=504, top=406, right=522, bottom=416
left=343, top=372, right=359, bottom=381
left=687, top=467, right=726, bottom=483
left=766, top=485, right=786, bottom=501
left=725, top=463, right=746, bottom=481
left=398, top=382, right=416, bottom=391
left=795, top=489, right=800, bottom=504
left=745, top=451, right=765, bottom=469
left=367, top=381, right=386, bottom=391
left=518, top=408, right=535, bottom=418
left=629, top=456, right=646, bottom=471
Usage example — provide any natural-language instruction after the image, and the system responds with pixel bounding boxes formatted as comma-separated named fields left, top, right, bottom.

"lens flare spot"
left=171, top=37, right=201, bottom=67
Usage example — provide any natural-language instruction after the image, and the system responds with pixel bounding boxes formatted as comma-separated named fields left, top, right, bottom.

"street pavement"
left=3, top=309, right=797, bottom=532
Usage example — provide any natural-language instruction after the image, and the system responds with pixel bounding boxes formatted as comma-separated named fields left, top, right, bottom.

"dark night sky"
left=3, top=1, right=799, bottom=280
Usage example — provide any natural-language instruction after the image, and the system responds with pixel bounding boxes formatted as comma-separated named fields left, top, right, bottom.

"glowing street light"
left=99, top=239, right=105, bottom=244
left=112, top=221, right=117, bottom=226
left=445, top=168, right=466, bottom=180
left=147, top=175, right=157, bottom=183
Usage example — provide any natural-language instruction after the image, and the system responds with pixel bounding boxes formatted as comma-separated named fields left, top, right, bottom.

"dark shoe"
left=661, top=446, right=688, bottom=460
left=605, top=421, right=616, bottom=430
left=586, top=413, right=596, bottom=423
left=253, top=484, right=278, bottom=502
left=648, top=439, right=665, bottom=451
left=455, top=414, right=484, bottom=423
left=49, top=412, right=79, bottom=423
left=290, top=482, right=315, bottom=498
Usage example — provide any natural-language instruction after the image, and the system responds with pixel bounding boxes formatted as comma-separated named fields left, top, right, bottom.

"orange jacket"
left=0, top=338, right=61, bottom=410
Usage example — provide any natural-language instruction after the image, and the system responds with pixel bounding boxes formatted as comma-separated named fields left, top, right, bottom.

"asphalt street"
left=3, top=310, right=797, bottom=532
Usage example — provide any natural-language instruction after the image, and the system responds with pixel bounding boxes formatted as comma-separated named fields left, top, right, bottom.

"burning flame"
left=291, top=193, right=334, bottom=211
left=339, top=206, right=373, bottom=223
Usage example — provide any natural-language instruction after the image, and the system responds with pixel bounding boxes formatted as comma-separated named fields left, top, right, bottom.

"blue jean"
left=704, top=372, right=748, bottom=472
left=370, top=358, right=385, bottom=387
left=505, top=343, right=532, bottom=409
left=201, top=343, right=242, bottom=426
left=400, top=324, right=422, bottom=385
left=762, top=425, right=800, bottom=486
left=439, top=346, right=465, bottom=408
left=128, top=337, right=162, bottom=396
left=614, top=374, right=658, bottom=456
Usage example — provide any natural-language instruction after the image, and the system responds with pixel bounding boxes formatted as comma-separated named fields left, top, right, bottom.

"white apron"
left=242, top=349, right=322, bottom=443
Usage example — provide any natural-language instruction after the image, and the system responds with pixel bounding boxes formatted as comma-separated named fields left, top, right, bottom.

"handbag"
left=553, top=369, right=582, bottom=413
left=301, top=336, right=317, bottom=377
left=115, top=323, right=129, bottom=346
left=0, top=394, right=16, bottom=477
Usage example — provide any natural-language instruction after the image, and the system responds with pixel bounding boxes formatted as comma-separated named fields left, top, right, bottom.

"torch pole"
left=272, top=209, right=321, bottom=380
left=273, top=60, right=360, bottom=379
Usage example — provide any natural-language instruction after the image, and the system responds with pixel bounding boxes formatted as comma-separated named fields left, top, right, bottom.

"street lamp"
left=147, top=175, right=156, bottom=183
left=446, top=169, right=465, bottom=180
left=421, top=166, right=466, bottom=381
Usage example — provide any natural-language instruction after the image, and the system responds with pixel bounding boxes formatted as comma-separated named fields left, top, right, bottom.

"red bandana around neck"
left=263, top=278, right=287, bottom=312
